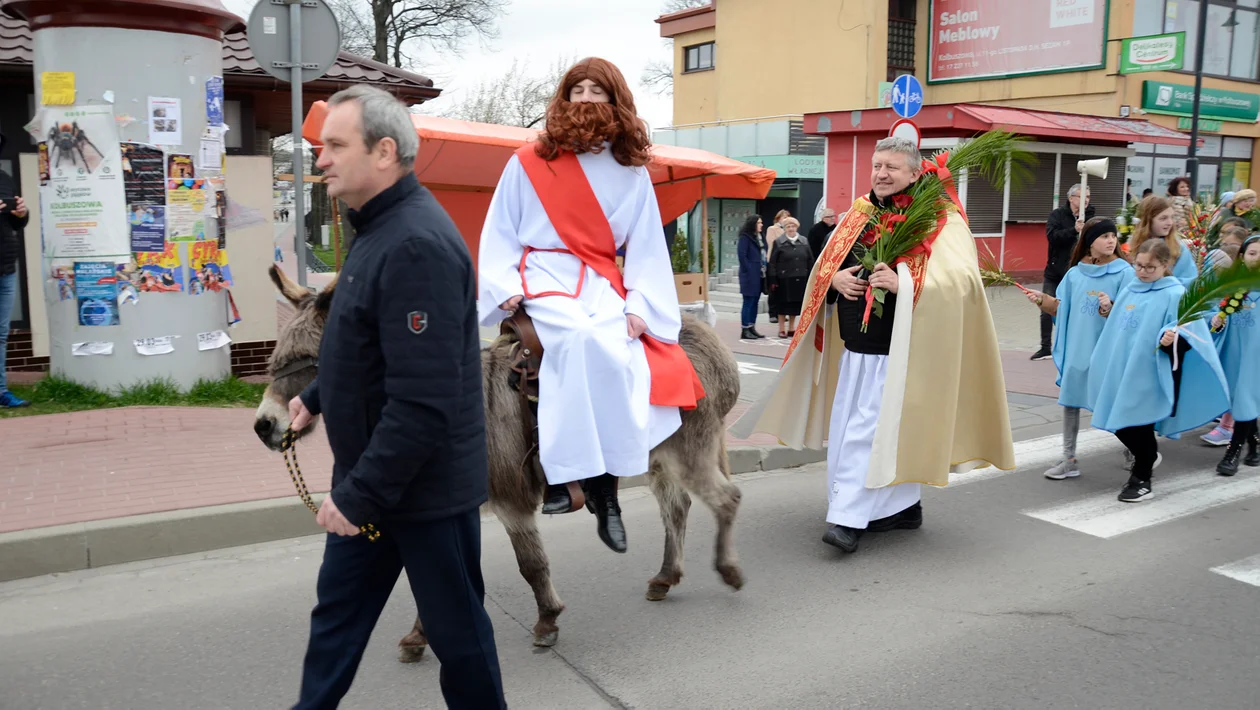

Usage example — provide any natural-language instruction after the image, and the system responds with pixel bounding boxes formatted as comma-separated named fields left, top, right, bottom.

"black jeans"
left=1231, top=418, right=1259, bottom=446
left=295, top=508, right=506, bottom=709
left=1040, top=277, right=1060, bottom=351
left=1116, top=424, right=1158, bottom=482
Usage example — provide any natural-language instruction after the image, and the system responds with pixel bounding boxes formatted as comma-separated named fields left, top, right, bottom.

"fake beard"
left=544, top=100, right=622, bottom=155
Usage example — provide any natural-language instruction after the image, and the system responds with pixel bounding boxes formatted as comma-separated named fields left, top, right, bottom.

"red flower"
left=879, top=213, right=907, bottom=230
left=891, top=194, right=913, bottom=209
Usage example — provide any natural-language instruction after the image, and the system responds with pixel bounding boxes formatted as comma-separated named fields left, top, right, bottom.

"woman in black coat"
left=736, top=214, right=765, bottom=340
left=766, top=217, right=813, bottom=338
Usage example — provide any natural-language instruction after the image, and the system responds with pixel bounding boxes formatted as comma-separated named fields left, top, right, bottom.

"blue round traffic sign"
left=891, top=74, right=923, bottom=119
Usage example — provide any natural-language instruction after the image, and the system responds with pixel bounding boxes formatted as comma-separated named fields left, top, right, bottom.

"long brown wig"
left=534, top=57, right=652, bottom=168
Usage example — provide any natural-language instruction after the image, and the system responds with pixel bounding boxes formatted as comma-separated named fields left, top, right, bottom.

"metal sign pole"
left=288, top=0, right=307, bottom=287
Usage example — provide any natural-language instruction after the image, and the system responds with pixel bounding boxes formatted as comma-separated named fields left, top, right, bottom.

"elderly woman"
left=766, top=216, right=813, bottom=338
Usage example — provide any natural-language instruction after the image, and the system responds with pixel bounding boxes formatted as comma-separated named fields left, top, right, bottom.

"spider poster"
left=38, top=105, right=128, bottom=263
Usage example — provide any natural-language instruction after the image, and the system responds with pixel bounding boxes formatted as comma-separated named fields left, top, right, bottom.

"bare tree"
left=641, top=0, right=710, bottom=96
left=330, top=0, right=508, bottom=69
left=435, top=56, right=572, bottom=128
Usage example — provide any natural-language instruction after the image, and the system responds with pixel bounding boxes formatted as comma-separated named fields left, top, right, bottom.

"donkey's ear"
left=269, top=264, right=308, bottom=305
left=314, top=274, right=337, bottom=315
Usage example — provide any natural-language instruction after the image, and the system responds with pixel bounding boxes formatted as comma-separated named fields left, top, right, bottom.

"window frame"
left=1146, top=0, right=1260, bottom=83
left=683, top=41, right=715, bottom=74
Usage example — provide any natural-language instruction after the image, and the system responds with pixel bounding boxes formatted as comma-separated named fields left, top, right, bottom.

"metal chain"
left=281, top=428, right=381, bottom=542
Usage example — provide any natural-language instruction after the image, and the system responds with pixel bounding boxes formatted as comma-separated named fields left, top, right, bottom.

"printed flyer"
left=148, top=96, right=182, bottom=145
left=188, top=240, right=233, bottom=295
left=74, top=261, right=121, bottom=327
left=131, top=243, right=184, bottom=292
left=166, top=178, right=207, bottom=242
left=39, top=105, right=129, bottom=263
left=167, top=153, right=195, bottom=180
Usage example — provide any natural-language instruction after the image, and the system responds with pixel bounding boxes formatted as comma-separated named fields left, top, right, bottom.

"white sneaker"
left=1044, top=459, right=1081, bottom=480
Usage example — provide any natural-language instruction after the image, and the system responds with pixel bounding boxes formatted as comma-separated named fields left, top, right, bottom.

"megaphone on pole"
left=1076, top=158, right=1109, bottom=205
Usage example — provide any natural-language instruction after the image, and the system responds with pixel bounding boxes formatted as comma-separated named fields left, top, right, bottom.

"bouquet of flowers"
left=1115, top=198, right=1139, bottom=243
left=852, top=130, right=1036, bottom=331
left=1182, top=201, right=1213, bottom=270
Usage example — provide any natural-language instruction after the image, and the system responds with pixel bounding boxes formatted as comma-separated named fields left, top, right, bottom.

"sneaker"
left=1030, top=348, right=1053, bottom=361
left=1044, top=458, right=1081, bottom=480
left=1200, top=427, right=1233, bottom=447
left=0, top=391, right=29, bottom=408
left=1118, top=476, right=1153, bottom=503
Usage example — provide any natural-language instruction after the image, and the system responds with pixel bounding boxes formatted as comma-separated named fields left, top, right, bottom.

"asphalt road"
left=3, top=426, right=1259, bottom=709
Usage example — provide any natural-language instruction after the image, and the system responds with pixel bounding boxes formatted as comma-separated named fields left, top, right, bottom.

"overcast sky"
left=222, top=0, right=675, bottom=130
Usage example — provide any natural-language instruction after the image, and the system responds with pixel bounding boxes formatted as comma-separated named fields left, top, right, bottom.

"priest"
left=731, top=135, right=1015, bottom=553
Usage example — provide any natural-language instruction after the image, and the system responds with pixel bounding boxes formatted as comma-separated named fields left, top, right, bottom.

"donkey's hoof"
left=533, top=630, right=559, bottom=647
left=717, top=564, right=745, bottom=591
left=645, top=582, right=671, bottom=601
left=398, top=645, right=426, bottom=663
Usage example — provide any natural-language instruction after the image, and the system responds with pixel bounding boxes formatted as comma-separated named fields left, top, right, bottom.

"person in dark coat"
left=737, top=214, right=766, bottom=339
left=767, top=217, right=813, bottom=338
left=0, top=134, right=30, bottom=409
left=1034, top=184, right=1093, bottom=360
left=806, top=208, right=837, bottom=268
left=287, top=85, right=506, bottom=710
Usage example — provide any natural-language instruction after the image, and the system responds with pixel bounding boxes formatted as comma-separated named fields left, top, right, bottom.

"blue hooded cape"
left=1214, top=290, right=1260, bottom=422
left=1052, top=259, right=1135, bottom=409
left=1173, top=239, right=1198, bottom=284
left=1087, top=276, right=1230, bottom=437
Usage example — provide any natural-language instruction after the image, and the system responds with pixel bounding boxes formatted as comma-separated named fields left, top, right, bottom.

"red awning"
left=807, top=103, right=1192, bottom=147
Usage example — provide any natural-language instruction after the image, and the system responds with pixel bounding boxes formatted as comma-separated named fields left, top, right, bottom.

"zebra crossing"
left=944, top=429, right=1260, bottom=589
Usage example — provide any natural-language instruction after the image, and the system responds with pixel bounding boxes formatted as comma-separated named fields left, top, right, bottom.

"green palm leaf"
left=1176, top=261, right=1260, bottom=327
left=935, top=130, right=1038, bottom=196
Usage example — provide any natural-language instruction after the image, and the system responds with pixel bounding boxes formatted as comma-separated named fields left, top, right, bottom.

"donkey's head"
left=253, top=265, right=336, bottom=450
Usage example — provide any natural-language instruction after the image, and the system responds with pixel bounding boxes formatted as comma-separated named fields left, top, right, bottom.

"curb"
left=0, top=445, right=826, bottom=583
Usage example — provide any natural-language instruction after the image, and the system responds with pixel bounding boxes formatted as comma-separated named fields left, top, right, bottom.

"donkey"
left=254, top=265, right=745, bottom=659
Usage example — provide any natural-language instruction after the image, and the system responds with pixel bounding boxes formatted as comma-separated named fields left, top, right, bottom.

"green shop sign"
left=730, top=155, right=825, bottom=179
left=1177, top=117, right=1222, bottom=132
left=1120, top=32, right=1185, bottom=74
left=1141, top=80, right=1260, bottom=123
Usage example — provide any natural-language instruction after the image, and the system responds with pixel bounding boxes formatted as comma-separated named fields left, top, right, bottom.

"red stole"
left=514, top=144, right=705, bottom=410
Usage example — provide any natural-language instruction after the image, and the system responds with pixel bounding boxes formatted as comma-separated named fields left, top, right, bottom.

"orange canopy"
left=300, top=101, right=776, bottom=265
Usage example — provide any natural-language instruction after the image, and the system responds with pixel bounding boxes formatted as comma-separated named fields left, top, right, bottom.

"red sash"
left=514, top=145, right=705, bottom=410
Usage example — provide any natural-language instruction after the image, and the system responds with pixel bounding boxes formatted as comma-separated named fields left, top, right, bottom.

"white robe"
left=477, top=150, right=683, bottom=484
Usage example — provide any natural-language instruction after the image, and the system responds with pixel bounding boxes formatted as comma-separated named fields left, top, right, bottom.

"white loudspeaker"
left=1077, top=158, right=1109, bottom=180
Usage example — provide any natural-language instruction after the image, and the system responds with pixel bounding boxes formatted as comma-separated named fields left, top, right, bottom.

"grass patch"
left=2, top=375, right=270, bottom=419
left=311, top=245, right=342, bottom=269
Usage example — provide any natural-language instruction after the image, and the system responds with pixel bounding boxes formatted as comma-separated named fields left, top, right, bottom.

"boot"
left=1247, top=431, right=1260, bottom=467
left=541, top=482, right=585, bottom=515
left=740, top=326, right=759, bottom=340
left=1217, top=442, right=1242, bottom=477
left=583, top=474, right=627, bottom=553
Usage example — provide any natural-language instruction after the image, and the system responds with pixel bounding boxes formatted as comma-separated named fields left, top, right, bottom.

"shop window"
left=1008, top=158, right=1061, bottom=222
left=1161, top=1, right=1260, bottom=80
left=684, top=42, right=715, bottom=73
left=964, top=171, right=1004, bottom=235
left=1229, top=9, right=1259, bottom=80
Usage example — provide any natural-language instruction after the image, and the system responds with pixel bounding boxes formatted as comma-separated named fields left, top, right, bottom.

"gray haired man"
left=1033, top=183, right=1093, bottom=360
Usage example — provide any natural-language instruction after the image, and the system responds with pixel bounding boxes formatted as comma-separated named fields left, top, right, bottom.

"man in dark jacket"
left=287, top=85, right=505, bottom=709
left=0, top=151, right=30, bottom=409
left=806, top=208, right=837, bottom=268
left=1033, top=184, right=1092, bottom=360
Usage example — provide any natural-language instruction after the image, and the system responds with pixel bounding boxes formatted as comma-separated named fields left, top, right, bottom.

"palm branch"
left=1176, top=261, right=1260, bottom=327
left=931, top=130, right=1037, bottom=197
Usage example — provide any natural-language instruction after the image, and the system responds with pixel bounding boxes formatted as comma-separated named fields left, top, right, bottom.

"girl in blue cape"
left=1129, top=195, right=1198, bottom=285
left=1026, top=217, right=1134, bottom=480
left=1087, top=239, right=1230, bottom=503
left=1198, top=223, right=1249, bottom=447
left=1208, top=236, right=1260, bottom=475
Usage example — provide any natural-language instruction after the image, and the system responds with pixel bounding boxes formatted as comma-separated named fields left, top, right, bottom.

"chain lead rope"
left=281, top=428, right=381, bottom=542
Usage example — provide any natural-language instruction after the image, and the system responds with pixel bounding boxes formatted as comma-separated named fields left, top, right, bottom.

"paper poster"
left=198, top=127, right=223, bottom=172
left=134, top=336, right=177, bottom=356
left=37, top=142, right=49, bottom=185
left=205, top=77, right=224, bottom=126
left=197, top=330, right=231, bottom=351
left=148, top=97, right=182, bottom=145
left=188, top=240, right=233, bottom=295
left=39, top=105, right=129, bottom=263
left=41, top=72, right=75, bottom=105
left=166, top=178, right=207, bottom=242
left=121, top=142, right=165, bottom=202
left=167, top=153, right=195, bottom=179
left=72, top=342, right=114, bottom=356
left=208, top=177, right=227, bottom=248
left=51, top=265, right=75, bottom=301
left=131, top=243, right=184, bottom=292
left=74, top=261, right=121, bottom=327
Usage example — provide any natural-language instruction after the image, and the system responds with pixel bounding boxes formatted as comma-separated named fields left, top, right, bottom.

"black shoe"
left=584, top=475, right=627, bottom=553
left=1217, top=443, right=1242, bottom=476
left=1118, top=476, right=1153, bottom=503
left=867, top=502, right=923, bottom=533
left=821, top=525, right=862, bottom=553
left=1247, top=433, right=1260, bottom=467
left=750, top=327, right=765, bottom=339
left=740, top=327, right=758, bottom=340
left=1030, top=348, right=1053, bottom=361
left=541, top=483, right=575, bottom=514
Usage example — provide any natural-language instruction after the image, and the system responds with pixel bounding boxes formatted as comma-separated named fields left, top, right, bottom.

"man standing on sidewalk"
left=1033, top=184, right=1092, bottom=360
left=0, top=148, right=30, bottom=409
left=806, top=208, right=837, bottom=268
left=286, top=85, right=506, bottom=709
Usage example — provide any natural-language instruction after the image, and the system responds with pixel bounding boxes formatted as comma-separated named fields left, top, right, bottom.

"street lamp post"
left=1185, top=0, right=1211, bottom=194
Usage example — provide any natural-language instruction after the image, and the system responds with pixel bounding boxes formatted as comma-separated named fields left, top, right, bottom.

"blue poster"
left=205, top=77, right=224, bottom=126
left=74, top=261, right=121, bottom=327
left=129, top=204, right=165, bottom=253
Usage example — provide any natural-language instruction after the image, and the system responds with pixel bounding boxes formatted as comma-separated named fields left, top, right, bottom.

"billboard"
left=928, top=0, right=1108, bottom=83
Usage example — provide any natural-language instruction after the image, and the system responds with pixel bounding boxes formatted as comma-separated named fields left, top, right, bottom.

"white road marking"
left=1023, top=469, right=1260, bottom=539
left=948, top=429, right=1122, bottom=487
left=1210, top=554, right=1260, bottom=588
left=737, top=361, right=780, bottom=376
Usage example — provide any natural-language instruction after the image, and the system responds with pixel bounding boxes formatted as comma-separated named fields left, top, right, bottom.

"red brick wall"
left=4, top=329, right=49, bottom=373
left=230, top=340, right=276, bottom=378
